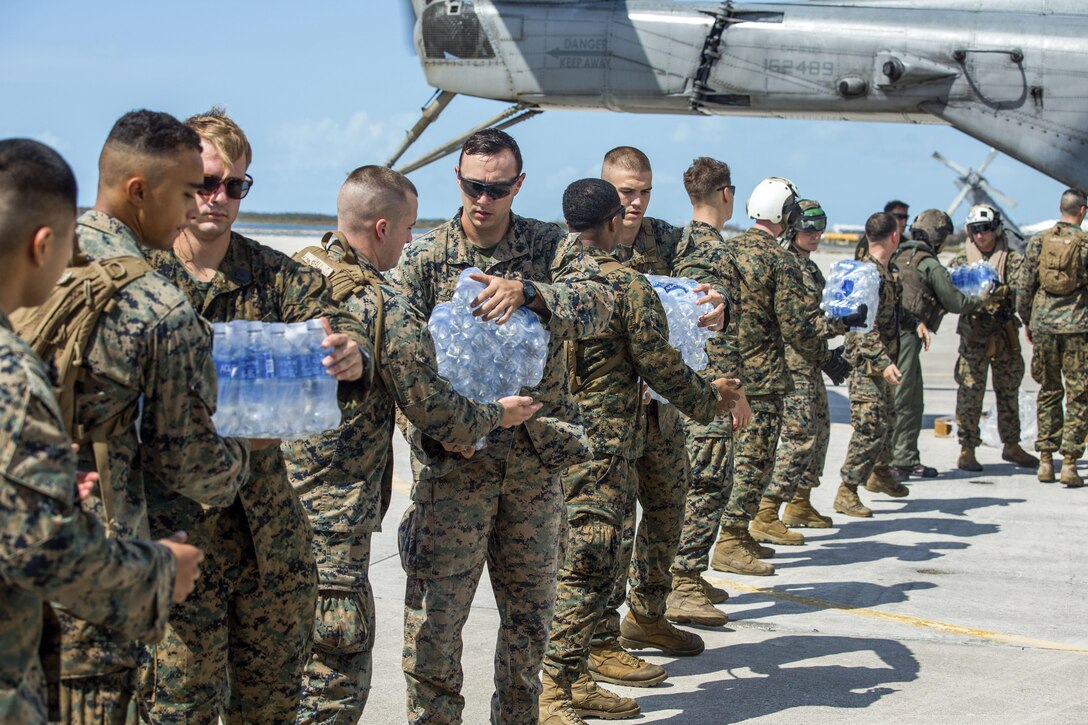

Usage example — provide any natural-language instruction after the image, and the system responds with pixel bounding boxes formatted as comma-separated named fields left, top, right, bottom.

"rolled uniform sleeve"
left=532, top=232, right=613, bottom=340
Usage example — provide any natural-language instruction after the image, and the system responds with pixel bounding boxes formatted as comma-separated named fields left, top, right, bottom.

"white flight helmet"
left=965, top=204, right=1003, bottom=237
left=747, top=176, right=801, bottom=225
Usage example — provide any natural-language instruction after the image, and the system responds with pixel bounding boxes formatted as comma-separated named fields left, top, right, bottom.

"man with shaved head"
left=27, top=110, right=253, bottom=724
left=284, top=165, right=541, bottom=722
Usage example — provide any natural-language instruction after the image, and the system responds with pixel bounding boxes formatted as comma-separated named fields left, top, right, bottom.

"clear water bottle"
left=211, top=322, right=239, bottom=434
left=304, top=319, right=342, bottom=431
left=268, top=323, right=302, bottom=438
left=238, top=320, right=275, bottom=436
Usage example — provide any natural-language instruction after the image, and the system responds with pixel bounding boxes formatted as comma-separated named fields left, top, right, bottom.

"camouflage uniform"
left=1016, top=222, right=1088, bottom=457
left=766, top=256, right=846, bottom=501
left=950, top=246, right=1026, bottom=448
left=141, top=232, right=370, bottom=724
left=891, top=240, right=983, bottom=468
left=54, top=212, right=251, bottom=723
left=544, top=247, right=721, bottom=686
left=281, top=238, right=506, bottom=723
left=594, top=217, right=688, bottom=643
left=842, top=253, right=917, bottom=487
left=388, top=212, right=611, bottom=724
left=1, top=306, right=178, bottom=724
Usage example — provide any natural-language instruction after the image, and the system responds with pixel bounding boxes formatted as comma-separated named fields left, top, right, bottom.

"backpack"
left=10, top=253, right=152, bottom=529
left=1038, top=225, right=1086, bottom=295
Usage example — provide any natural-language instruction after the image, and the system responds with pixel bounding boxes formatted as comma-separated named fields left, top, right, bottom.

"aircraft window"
left=422, top=2, right=496, bottom=60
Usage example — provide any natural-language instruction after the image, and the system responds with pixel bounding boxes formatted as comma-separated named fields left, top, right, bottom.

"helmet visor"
left=967, top=221, right=997, bottom=235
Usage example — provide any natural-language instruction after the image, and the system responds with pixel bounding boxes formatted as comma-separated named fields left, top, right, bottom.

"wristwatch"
left=522, top=281, right=538, bottom=306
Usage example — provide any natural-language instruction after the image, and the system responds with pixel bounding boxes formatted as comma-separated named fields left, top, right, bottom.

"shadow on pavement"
left=638, top=634, right=919, bottom=722
left=883, top=496, right=1026, bottom=517
left=803, top=515, right=1000, bottom=541
left=771, top=539, right=969, bottom=568
left=727, top=580, right=937, bottom=621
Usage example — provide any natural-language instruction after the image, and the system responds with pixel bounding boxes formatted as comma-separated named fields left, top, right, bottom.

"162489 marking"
left=764, top=59, right=834, bottom=76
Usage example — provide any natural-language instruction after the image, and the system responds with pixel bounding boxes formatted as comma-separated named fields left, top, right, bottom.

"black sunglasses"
left=716, top=184, right=736, bottom=196
left=893, top=213, right=910, bottom=221
left=601, top=205, right=625, bottom=226
left=967, top=221, right=997, bottom=234
left=457, top=173, right=521, bottom=200
left=198, top=173, right=253, bottom=200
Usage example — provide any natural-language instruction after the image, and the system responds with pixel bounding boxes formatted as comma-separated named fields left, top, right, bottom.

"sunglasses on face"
left=716, top=184, right=736, bottom=196
left=893, top=213, right=910, bottom=221
left=967, top=221, right=997, bottom=234
left=198, top=173, right=253, bottom=200
left=457, top=173, right=521, bottom=200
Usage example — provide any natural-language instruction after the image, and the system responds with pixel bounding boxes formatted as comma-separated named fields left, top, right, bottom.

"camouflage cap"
left=909, top=209, right=954, bottom=245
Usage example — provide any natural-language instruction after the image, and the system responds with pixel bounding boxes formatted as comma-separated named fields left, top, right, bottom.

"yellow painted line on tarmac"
left=707, top=576, right=1088, bottom=654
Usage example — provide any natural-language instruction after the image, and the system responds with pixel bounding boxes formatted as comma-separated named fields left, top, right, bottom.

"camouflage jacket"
left=950, top=247, right=1024, bottom=339
left=282, top=240, right=505, bottom=555
left=146, top=231, right=372, bottom=581
left=675, top=225, right=827, bottom=399
left=63, top=211, right=250, bottom=677
left=785, top=252, right=848, bottom=374
left=1016, top=222, right=1088, bottom=333
left=845, top=251, right=918, bottom=376
left=388, top=211, right=612, bottom=477
left=570, top=246, right=721, bottom=459
left=1, top=306, right=175, bottom=721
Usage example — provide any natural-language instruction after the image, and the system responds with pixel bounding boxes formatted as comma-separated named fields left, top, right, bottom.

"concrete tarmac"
left=253, top=231, right=1088, bottom=723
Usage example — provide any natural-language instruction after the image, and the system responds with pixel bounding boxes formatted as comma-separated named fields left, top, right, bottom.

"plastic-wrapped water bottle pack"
left=950, top=260, right=999, bottom=297
left=427, top=267, right=551, bottom=404
left=643, top=275, right=715, bottom=404
left=211, top=319, right=341, bottom=438
left=821, top=260, right=880, bottom=333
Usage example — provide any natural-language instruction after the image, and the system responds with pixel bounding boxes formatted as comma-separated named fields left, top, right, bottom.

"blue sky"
left=0, top=1, right=1068, bottom=228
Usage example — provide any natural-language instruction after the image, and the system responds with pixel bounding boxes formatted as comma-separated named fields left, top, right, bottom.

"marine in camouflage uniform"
left=389, top=210, right=611, bottom=724
left=56, top=212, right=251, bottom=723
left=141, top=231, right=372, bottom=723
left=674, top=210, right=828, bottom=577
left=950, top=208, right=1037, bottom=472
left=283, top=232, right=511, bottom=723
left=1016, top=197, right=1088, bottom=486
left=1, top=305, right=178, bottom=724
left=542, top=206, right=731, bottom=721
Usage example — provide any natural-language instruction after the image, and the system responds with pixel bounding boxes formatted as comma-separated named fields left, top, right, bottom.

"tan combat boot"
left=865, top=466, right=910, bottom=498
left=957, top=446, right=983, bottom=472
left=834, top=483, right=872, bottom=518
left=587, top=640, right=667, bottom=687
left=619, top=610, right=705, bottom=656
left=666, top=573, right=728, bottom=627
left=700, top=574, right=730, bottom=604
left=1038, top=452, right=1055, bottom=482
left=711, top=526, right=775, bottom=576
left=750, top=496, right=805, bottom=545
left=540, top=671, right=587, bottom=725
left=570, top=672, right=640, bottom=720
left=1060, top=456, right=1084, bottom=488
left=782, top=486, right=832, bottom=528
left=1002, top=442, right=1039, bottom=468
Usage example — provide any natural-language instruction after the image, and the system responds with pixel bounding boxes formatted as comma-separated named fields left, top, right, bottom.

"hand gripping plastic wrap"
left=428, top=268, right=551, bottom=446
left=949, top=260, right=999, bottom=297
left=821, top=260, right=880, bottom=333
left=210, top=319, right=341, bottom=438
left=643, top=275, right=715, bottom=404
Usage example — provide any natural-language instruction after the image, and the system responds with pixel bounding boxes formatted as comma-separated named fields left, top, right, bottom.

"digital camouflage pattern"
left=388, top=212, right=611, bottom=724
left=768, top=253, right=847, bottom=501
left=1017, top=222, right=1088, bottom=457
left=721, top=395, right=783, bottom=527
left=950, top=247, right=1026, bottom=448
left=546, top=248, right=722, bottom=684
left=0, top=307, right=176, bottom=724
left=601, top=217, right=693, bottom=637
left=140, top=230, right=372, bottom=723
left=842, top=252, right=910, bottom=487
left=892, top=240, right=983, bottom=467
left=55, top=211, right=250, bottom=721
left=281, top=238, right=506, bottom=722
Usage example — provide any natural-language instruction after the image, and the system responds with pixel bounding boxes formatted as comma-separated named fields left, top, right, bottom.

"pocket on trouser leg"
left=561, top=514, right=620, bottom=581
left=312, top=590, right=373, bottom=656
left=397, top=503, right=433, bottom=579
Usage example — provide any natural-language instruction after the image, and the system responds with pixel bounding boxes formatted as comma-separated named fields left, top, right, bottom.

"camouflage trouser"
left=842, top=373, right=896, bottom=487
left=141, top=498, right=317, bottom=724
left=671, top=435, right=732, bottom=574
left=766, top=371, right=822, bottom=501
left=955, top=331, right=1024, bottom=448
left=299, top=532, right=376, bottom=724
left=808, top=375, right=831, bottom=489
left=1030, top=331, right=1088, bottom=458
left=545, top=456, right=635, bottom=683
left=58, top=670, right=138, bottom=725
left=594, top=403, right=688, bottom=643
left=891, top=329, right=924, bottom=468
left=399, top=426, right=565, bottom=725
left=721, top=395, right=783, bottom=528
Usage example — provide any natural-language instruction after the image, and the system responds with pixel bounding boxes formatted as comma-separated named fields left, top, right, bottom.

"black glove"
left=840, top=303, right=868, bottom=330
left=822, top=346, right=852, bottom=385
